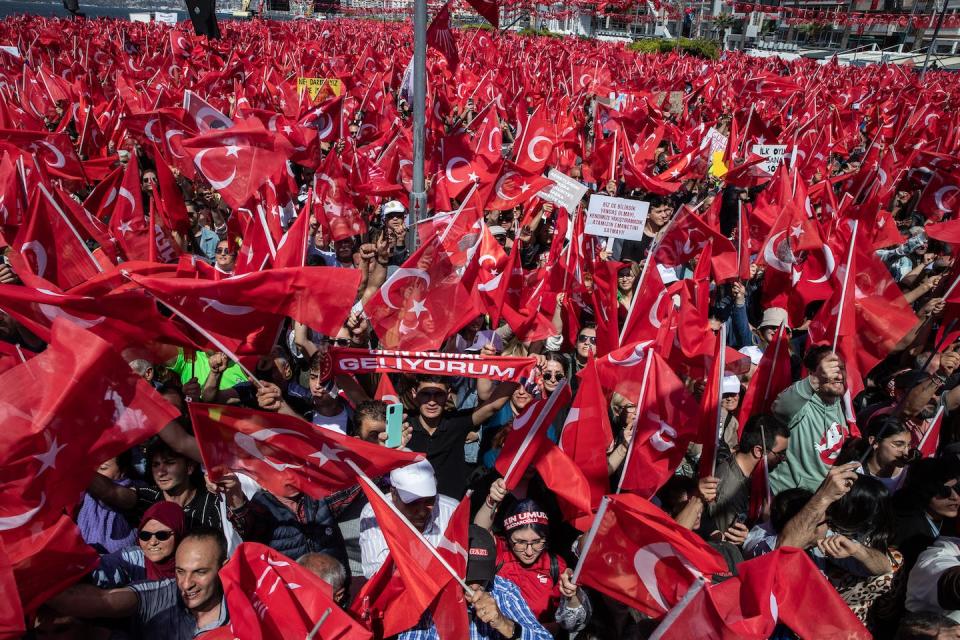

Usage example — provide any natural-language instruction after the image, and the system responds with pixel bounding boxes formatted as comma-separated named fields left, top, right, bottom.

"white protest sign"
left=703, top=127, right=728, bottom=155
left=0, top=45, right=19, bottom=58
left=154, top=12, right=179, bottom=24
left=751, top=144, right=789, bottom=174
left=585, top=195, right=649, bottom=241
left=128, top=12, right=152, bottom=23
left=537, top=168, right=589, bottom=213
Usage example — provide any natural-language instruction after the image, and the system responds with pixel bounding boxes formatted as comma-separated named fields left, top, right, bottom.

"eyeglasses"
left=139, top=530, right=174, bottom=542
left=936, top=484, right=960, bottom=500
left=510, top=538, right=546, bottom=552
left=577, top=335, right=597, bottom=345
left=542, top=372, right=565, bottom=382
left=215, top=247, right=235, bottom=255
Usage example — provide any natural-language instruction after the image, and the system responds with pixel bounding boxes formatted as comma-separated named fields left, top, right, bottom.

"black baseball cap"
left=465, top=525, right=498, bottom=586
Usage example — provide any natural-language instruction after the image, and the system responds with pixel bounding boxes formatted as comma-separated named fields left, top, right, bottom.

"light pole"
left=407, top=0, right=428, bottom=252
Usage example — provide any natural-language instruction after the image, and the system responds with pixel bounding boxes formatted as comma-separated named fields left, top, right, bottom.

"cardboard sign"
left=703, top=127, right=728, bottom=156
left=129, top=12, right=151, bottom=23
left=296, top=77, right=344, bottom=102
left=154, top=12, right=179, bottom=24
left=751, top=144, right=789, bottom=174
left=585, top=195, right=649, bottom=241
left=537, top=168, right=589, bottom=213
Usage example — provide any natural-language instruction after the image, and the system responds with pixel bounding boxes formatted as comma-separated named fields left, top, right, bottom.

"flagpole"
left=502, top=380, right=569, bottom=486
left=832, top=220, right=859, bottom=352
left=616, top=351, right=654, bottom=494
left=648, top=577, right=707, bottom=640
left=918, top=405, right=945, bottom=454
left=570, top=495, right=610, bottom=584
left=708, top=323, right=727, bottom=478
left=618, top=254, right=651, bottom=345
left=347, top=460, right=473, bottom=594
left=407, top=0, right=428, bottom=253
left=305, top=608, right=331, bottom=640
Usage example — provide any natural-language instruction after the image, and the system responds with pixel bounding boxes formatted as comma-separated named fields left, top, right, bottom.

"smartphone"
left=385, top=403, right=403, bottom=448
left=734, top=512, right=748, bottom=526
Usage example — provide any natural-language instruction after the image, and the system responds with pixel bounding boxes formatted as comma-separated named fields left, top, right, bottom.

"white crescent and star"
left=0, top=493, right=46, bottom=530
left=20, top=241, right=48, bottom=277
left=762, top=230, right=793, bottom=273
left=195, top=148, right=237, bottom=190
left=445, top=157, right=470, bottom=184
left=526, top=135, right=551, bottom=164
left=380, top=268, right=431, bottom=310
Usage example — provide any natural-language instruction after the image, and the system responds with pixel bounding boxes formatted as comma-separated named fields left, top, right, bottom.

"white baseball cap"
left=721, top=375, right=741, bottom=395
left=382, top=200, right=406, bottom=218
left=389, top=459, right=437, bottom=504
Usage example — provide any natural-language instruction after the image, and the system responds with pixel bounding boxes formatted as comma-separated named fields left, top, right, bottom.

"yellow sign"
left=709, top=150, right=728, bottom=178
left=296, top=77, right=344, bottom=102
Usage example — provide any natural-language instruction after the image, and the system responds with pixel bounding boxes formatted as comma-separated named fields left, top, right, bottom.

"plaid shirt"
left=398, top=576, right=552, bottom=640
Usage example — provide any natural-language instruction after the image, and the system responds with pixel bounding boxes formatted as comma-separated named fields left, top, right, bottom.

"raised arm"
left=88, top=472, right=138, bottom=511
left=47, top=584, right=138, bottom=619
left=778, top=462, right=858, bottom=549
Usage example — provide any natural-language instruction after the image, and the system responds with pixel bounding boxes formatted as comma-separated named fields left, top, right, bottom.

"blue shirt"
left=398, top=576, right=552, bottom=640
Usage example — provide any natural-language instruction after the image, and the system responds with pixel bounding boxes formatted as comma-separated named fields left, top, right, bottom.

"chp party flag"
left=220, top=542, right=371, bottom=640
left=189, top=403, right=424, bottom=499
left=574, top=493, right=728, bottom=619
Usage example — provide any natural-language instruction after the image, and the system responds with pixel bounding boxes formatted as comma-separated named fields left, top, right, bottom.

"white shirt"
left=358, top=493, right=459, bottom=579
left=907, top=536, right=960, bottom=622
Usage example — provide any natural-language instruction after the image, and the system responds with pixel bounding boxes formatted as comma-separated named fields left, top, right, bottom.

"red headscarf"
left=138, top=501, right=186, bottom=581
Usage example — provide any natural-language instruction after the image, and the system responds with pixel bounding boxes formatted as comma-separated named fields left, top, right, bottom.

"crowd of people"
left=0, top=9, right=959, bottom=640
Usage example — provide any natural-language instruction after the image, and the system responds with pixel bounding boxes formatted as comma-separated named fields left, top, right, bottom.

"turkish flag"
left=513, top=106, right=556, bottom=175
left=0, top=320, right=179, bottom=543
left=0, top=282, right=197, bottom=353
left=495, top=383, right=573, bottom=488
left=220, top=542, right=371, bottom=640
left=0, top=341, right=34, bottom=377
left=560, top=359, right=614, bottom=510
left=182, top=118, right=293, bottom=210
left=374, top=374, right=400, bottom=405
left=620, top=351, right=702, bottom=498
left=484, top=162, right=554, bottom=211
left=619, top=263, right=674, bottom=350
left=183, top=89, right=233, bottom=132
left=13, top=185, right=103, bottom=290
left=353, top=475, right=451, bottom=636
left=364, top=233, right=481, bottom=351
left=107, top=157, right=152, bottom=261
left=189, top=403, right=424, bottom=499
left=150, top=143, right=191, bottom=236
left=738, top=325, right=792, bottom=436
left=534, top=443, right=595, bottom=530
left=0, top=130, right=86, bottom=182
left=431, top=495, right=471, bottom=640
left=918, top=406, right=945, bottom=459
left=651, top=547, right=868, bottom=639
left=129, top=266, right=361, bottom=355
left=697, top=331, right=726, bottom=480
left=576, top=493, right=728, bottom=619
left=273, top=200, right=312, bottom=269
left=927, top=217, right=960, bottom=245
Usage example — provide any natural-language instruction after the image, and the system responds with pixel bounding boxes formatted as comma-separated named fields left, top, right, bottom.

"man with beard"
left=770, top=346, right=852, bottom=494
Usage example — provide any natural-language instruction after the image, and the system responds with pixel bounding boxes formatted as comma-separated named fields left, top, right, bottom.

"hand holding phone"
left=385, top=403, right=403, bottom=448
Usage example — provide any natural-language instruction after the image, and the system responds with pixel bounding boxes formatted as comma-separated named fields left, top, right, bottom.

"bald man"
left=297, top=552, right=348, bottom=605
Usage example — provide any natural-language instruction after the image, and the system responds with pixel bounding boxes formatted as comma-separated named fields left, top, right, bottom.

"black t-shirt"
left=407, top=410, right=474, bottom=500
left=619, top=233, right=653, bottom=264
left=132, top=486, right=222, bottom=531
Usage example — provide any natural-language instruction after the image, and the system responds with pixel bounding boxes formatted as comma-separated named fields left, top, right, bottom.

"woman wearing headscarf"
left=475, top=488, right=591, bottom=636
left=91, top=501, right=186, bottom=588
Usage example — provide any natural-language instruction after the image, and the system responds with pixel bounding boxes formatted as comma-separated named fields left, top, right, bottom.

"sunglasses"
left=139, top=530, right=174, bottom=542
left=577, top=335, right=597, bottom=344
left=542, top=372, right=565, bottom=382
left=936, top=484, right=960, bottom=500
left=215, top=247, right=235, bottom=255
left=417, top=389, right=447, bottom=401
left=767, top=449, right=788, bottom=462
left=321, top=337, right=352, bottom=347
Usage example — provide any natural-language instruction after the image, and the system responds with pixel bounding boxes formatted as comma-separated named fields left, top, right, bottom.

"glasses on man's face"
left=767, top=449, right=788, bottom=463
left=320, top=337, right=351, bottom=347
left=936, top=483, right=960, bottom=500
left=577, top=335, right=597, bottom=345
left=139, top=530, right=174, bottom=542
left=510, top=538, right=546, bottom=552
left=215, top=247, right=234, bottom=256
left=542, top=372, right=565, bottom=382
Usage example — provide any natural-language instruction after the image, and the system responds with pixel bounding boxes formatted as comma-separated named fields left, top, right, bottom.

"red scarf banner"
left=329, top=347, right=536, bottom=382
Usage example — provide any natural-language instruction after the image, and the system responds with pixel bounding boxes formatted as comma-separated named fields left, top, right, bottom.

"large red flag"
left=0, top=538, right=24, bottom=639
left=574, top=493, right=728, bottom=619
left=560, top=359, right=613, bottom=510
left=189, top=403, right=424, bottom=499
left=426, top=2, right=459, bottom=72
left=0, top=320, right=179, bottom=541
left=619, top=351, right=703, bottom=498
left=650, top=548, right=869, bottom=640
left=220, top=542, right=371, bottom=640
left=737, top=325, right=792, bottom=436
left=364, top=233, right=481, bottom=351
left=130, top=266, right=361, bottom=354
left=182, top=118, right=293, bottom=210
left=495, top=383, right=573, bottom=488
